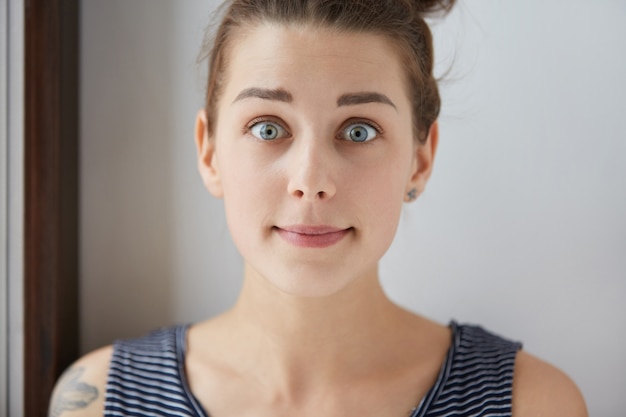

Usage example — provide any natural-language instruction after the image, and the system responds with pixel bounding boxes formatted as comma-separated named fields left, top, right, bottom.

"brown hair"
left=202, top=0, right=455, bottom=143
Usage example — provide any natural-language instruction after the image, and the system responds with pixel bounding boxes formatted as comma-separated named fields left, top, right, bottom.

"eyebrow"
left=232, top=88, right=396, bottom=110
left=337, top=92, right=397, bottom=110
left=233, top=87, right=293, bottom=103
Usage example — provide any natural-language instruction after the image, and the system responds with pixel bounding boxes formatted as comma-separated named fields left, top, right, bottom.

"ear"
left=195, top=109, right=223, bottom=198
left=406, top=120, right=439, bottom=201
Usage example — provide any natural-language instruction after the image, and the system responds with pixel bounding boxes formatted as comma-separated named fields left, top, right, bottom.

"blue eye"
left=250, top=121, right=287, bottom=141
left=341, top=123, right=379, bottom=143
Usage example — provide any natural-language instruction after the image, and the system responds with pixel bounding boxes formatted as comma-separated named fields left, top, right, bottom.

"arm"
left=48, top=346, right=113, bottom=417
left=512, top=351, right=588, bottom=417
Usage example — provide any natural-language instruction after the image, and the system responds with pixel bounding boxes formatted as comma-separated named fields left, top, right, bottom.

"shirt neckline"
left=409, top=321, right=458, bottom=417
left=176, top=324, right=210, bottom=417
left=176, top=321, right=458, bottom=417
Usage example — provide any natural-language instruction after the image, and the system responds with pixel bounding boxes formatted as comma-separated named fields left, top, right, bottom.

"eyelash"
left=243, top=116, right=288, bottom=135
left=243, top=117, right=383, bottom=142
left=343, top=118, right=382, bottom=131
left=338, top=119, right=383, bottom=141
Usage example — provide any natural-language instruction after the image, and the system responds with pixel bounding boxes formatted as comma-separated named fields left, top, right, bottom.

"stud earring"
left=406, top=188, right=418, bottom=202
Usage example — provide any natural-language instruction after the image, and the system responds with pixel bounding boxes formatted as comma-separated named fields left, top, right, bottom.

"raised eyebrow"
left=337, top=92, right=397, bottom=110
left=233, top=87, right=293, bottom=103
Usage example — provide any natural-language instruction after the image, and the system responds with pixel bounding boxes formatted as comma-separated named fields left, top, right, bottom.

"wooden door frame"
left=24, top=0, right=79, bottom=415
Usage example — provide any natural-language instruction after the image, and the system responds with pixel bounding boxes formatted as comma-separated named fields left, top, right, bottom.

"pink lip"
left=275, top=225, right=351, bottom=248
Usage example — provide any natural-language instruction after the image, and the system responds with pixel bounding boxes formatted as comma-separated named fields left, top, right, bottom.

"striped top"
left=104, top=322, right=522, bottom=417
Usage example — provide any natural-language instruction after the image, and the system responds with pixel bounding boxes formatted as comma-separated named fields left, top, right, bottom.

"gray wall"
left=80, top=1, right=626, bottom=415
left=2, top=0, right=25, bottom=415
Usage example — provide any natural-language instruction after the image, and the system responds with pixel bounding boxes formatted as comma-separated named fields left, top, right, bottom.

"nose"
left=286, top=139, right=337, bottom=201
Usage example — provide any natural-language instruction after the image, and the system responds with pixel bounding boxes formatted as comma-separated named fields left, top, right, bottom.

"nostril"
left=291, top=189, right=328, bottom=200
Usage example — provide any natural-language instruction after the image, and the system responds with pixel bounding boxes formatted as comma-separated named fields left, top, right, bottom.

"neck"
left=225, top=264, right=409, bottom=385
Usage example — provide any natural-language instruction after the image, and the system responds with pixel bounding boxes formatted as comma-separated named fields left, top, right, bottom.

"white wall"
left=80, top=1, right=626, bottom=415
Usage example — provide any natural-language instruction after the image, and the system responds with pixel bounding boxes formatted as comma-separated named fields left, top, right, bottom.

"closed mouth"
left=274, top=225, right=352, bottom=248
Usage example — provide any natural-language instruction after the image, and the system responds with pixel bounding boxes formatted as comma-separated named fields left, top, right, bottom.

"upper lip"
left=276, top=225, right=349, bottom=235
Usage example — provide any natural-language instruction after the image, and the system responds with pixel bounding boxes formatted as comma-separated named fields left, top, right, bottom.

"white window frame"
left=2, top=0, right=24, bottom=416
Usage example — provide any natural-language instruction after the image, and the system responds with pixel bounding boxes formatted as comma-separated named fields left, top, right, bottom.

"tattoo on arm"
left=49, top=367, right=99, bottom=417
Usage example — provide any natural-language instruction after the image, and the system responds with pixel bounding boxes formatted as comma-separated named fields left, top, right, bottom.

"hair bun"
left=412, top=0, right=456, bottom=16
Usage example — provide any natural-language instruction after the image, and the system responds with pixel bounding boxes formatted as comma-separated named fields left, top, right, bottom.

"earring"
left=406, top=188, right=418, bottom=202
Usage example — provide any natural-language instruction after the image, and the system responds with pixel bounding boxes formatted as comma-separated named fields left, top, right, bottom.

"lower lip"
left=275, top=228, right=350, bottom=248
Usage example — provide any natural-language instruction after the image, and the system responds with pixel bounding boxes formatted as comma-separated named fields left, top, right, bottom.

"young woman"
left=50, top=1, right=587, bottom=416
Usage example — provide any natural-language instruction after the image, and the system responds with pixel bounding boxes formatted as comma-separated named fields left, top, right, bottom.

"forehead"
left=221, top=23, right=409, bottom=105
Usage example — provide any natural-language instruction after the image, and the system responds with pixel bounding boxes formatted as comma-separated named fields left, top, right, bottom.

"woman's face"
left=196, top=24, right=436, bottom=297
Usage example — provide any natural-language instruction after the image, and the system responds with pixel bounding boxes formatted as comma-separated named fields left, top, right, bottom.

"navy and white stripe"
left=412, top=323, right=522, bottom=417
left=104, top=326, right=207, bottom=417
left=104, top=322, right=521, bottom=417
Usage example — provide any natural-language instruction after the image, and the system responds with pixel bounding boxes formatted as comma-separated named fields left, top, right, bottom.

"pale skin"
left=49, top=24, right=588, bottom=417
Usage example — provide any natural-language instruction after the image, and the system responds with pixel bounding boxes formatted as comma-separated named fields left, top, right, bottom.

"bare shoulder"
left=49, top=345, right=114, bottom=417
left=512, top=350, right=588, bottom=417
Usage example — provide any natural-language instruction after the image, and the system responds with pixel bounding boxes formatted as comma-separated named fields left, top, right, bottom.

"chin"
left=258, top=264, right=362, bottom=299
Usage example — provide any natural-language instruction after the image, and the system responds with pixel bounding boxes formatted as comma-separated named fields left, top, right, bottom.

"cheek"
left=361, top=142, right=413, bottom=192
left=352, top=151, right=411, bottom=233
left=216, top=144, right=281, bottom=241
left=367, top=176, right=405, bottom=226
